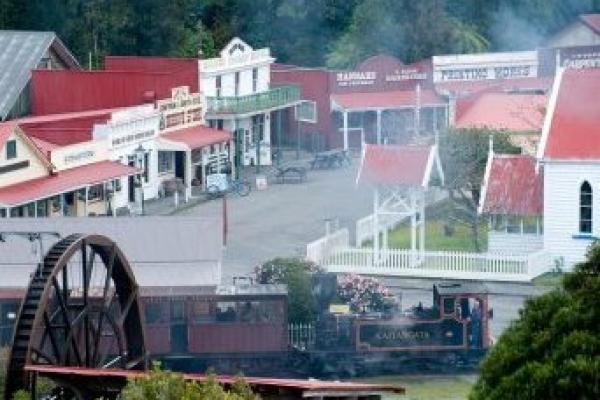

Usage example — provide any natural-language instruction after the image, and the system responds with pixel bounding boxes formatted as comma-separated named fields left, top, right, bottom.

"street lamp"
left=134, top=145, right=146, bottom=215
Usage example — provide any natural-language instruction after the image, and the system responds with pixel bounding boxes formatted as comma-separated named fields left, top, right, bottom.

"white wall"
left=488, top=232, right=543, bottom=255
left=543, top=162, right=600, bottom=269
left=0, top=131, right=48, bottom=188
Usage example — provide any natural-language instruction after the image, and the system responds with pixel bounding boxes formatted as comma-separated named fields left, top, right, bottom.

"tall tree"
left=439, top=128, right=519, bottom=252
left=470, top=244, right=600, bottom=399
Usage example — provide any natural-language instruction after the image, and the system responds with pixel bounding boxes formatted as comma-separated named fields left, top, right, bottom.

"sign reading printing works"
left=433, top=51, right=539, bottom=82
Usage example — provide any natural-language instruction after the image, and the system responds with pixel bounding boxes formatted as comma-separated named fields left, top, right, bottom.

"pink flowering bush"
left=336, top=273, right=395, bottom=313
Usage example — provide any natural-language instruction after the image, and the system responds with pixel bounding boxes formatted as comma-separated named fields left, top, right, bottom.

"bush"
left=255, top=258, right=322, bottom=323
left=122, top=363, right=259, bottom=400
left=336, top=273, right=395, bottom=313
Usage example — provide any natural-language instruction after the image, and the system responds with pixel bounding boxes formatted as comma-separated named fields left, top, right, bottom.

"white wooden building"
left=537, top=66, right=600, bottom=269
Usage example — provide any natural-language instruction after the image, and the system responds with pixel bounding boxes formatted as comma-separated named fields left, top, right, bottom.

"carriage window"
left=144, top=303, right=162, bottom=323
left=580, top=181, right=592, bottom=233
left=443, top=297, right=455, bottom=315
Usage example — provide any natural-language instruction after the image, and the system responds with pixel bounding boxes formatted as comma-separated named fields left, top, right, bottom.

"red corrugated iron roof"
left=580, top=14, right=600, bottom=34
left=160, top=125, right=232, bottom=150
left=331, top=89, right=444, bottom=110
left=31, top=65, right=198, bottom=115
left=542, top=68, right=600, bottom=160
left=357, top=144, right=437, bottom=186
left=24, top=365, right=405, bottom=395
left=455, top=92, right=547, bottom=132
left=0, top=161, right=139, bottom=206
left=104, top=56, right=198, bottom=73
left=480, top=154, right=543, bottom=216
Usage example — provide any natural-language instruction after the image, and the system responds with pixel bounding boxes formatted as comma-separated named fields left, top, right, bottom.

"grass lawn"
left=359, top=374, right=477, bottom=400
left=532, top=271, right=564, bottom=288
left=382, top=219, right=487, bottom=252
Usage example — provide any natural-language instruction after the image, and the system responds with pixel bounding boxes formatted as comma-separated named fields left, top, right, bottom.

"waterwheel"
left=4, top=234, right=147, bottom=399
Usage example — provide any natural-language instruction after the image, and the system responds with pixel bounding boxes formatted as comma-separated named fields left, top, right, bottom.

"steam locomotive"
left=148, top=276, right=492, bottom=377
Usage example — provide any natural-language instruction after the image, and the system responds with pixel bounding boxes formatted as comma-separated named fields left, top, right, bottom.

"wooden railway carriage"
left=139, top=284, right=290, bottom=374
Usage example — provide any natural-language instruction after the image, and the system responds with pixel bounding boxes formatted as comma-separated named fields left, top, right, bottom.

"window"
left=235, top=72, right=240, bottom=96
left=295, top=101, right=317, bottom=123
left=143, top=152, right=149, bottom=183
left=580, top=181, right=593, bottom=233
left=158, top=151, right=174, bottom=174
left=144, top=303, right=163, bottom=324
left=252, top=115, right=264, bottom=142
left=216, top=75, right=222, bottom=97
left=5, top=140, right=16, bottom=160
left=87, top=184, right=105, bottom=202
left=252, top=68, right=258, bottom=92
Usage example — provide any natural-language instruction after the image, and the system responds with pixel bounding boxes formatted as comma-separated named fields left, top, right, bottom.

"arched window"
left=580, top=181, right=593, bottom=233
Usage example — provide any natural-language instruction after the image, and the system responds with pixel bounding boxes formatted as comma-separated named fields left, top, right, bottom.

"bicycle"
left=206, top=178, right=251, bottom=199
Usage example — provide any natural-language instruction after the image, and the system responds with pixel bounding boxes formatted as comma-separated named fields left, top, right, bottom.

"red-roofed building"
left=454, top=91, right=548, bottom=154
left=31, top=58, right=198, bottom=115
left=479, top=153, right=543, bottom=254
left=271, top=54, right=446, bottom=152
left=536, top=67, right=600, bottom=268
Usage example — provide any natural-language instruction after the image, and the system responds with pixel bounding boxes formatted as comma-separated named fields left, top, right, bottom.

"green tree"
left=470, top=244, right=600, bottom=399
left=255, top=258, right=320, bottom=323
left=439, top=128, right=520, bottom=252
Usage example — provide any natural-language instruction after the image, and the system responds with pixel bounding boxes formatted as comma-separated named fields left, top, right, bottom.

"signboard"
left=329, top=304, right=350, bottom=314
left=433, top=51, right=539, bottom=82
left=336, top=71, right=377, bottom=87
left=562, top=51, right=600, bottom=69
left=357, top=319, right=464, bottom=350
left=158, top=86, right=204, bottom=131
left=385, top=68, right=428, bottom=82
left=206, top=173, right=228, bottom=191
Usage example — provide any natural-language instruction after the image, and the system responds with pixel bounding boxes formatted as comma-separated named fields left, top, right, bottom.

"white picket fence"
left=355, top=213, right=406, bottom=246
left=306, top=228, right=350, bottom=264
left=320, top=247, right=553, bottom=282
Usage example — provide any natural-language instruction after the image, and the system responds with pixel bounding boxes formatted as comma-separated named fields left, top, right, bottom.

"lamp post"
left=134, top=145, right=146, bottom=216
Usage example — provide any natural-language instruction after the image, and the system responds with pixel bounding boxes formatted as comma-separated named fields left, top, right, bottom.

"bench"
left=310, top=149, right=351, bottom=169
left=274, top=166, right=307, bottom=184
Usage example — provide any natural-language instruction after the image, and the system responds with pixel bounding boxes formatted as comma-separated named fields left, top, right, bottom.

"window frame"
left=580, top=180, right=593, bottom=234
left=295, top=100, right=318, bottom=123
left=5, top=140, right=17, bottom=160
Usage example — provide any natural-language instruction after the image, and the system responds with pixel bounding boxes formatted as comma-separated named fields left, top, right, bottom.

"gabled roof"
left=331, top=89, right=445, bottom=111
left=580, top=14, right=600, bottom=34
left=0, top=121, right=54, bottom=168
left=0, top=31, right=80, bottom=120
left=479, top=154, right=543, bottom=216
left=538, top=67, right=600, bottom=160
left=455, top=92, right=547, bottom=132
left=357, top=144, right=444, bottom=187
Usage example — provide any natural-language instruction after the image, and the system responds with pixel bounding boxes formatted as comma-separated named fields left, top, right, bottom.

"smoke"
left=489, top=6, right=545, bottom=51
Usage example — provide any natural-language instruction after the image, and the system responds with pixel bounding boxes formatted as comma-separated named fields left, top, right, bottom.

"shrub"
left=336, top=273, right=395, bottom=313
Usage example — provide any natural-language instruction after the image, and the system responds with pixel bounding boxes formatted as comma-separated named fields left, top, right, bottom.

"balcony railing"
left=206, top=85, right=301, bottom=116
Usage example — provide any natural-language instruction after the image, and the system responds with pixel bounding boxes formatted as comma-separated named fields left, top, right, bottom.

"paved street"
left=178, top=160, right=373, bottom=284
left=177, top=159, right=549, bottom=337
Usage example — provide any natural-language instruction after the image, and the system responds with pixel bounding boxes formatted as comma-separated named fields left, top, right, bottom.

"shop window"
left=36, top=201, right=48, bottom=217
left=158, top=151, right=174, bottom=174
left=5, top=140, right=16, bottom=160
left=88, top=184, right=105, bottom=202
left=295, top=101, right=317, bottom=123
left=348, top=112, right=363, bottom=129
left=145, top=303, right=163, bottom=324
left=0, top=208, right=6, bottom=218
left=580, top=181, right=593, bottom=233
left=113, top=178, right=122, bottom=192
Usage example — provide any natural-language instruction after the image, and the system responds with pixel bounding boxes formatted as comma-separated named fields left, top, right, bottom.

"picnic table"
left=310, top=149, right=351, bottom=170
left=274, top=165, right=307, bottom=184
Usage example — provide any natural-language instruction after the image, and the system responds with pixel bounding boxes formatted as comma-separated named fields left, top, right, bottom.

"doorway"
left=170, top=300, right=188, bottom=354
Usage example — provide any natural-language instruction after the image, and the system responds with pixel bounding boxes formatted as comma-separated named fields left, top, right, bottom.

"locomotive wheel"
left=4, top=234, right=147, bottom=399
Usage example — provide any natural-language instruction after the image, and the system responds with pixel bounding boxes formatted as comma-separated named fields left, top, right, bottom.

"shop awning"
left=331, top=89, right=445, bottom=111
left=0, top=160, right=140, bottom=207
left=157, top=125, right=232, bottom=151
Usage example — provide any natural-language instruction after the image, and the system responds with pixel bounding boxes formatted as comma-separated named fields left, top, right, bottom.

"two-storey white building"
left=537, top=67, right=600, bottom=268
left=200, top=38, right=301, bottom=174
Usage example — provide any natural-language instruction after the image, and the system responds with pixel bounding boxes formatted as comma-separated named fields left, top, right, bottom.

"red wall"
left=31, top=67, right=198, bottom=116
left=187, top=323, right=287, bottom=354
left=271, top=68, right=337, bottom=148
